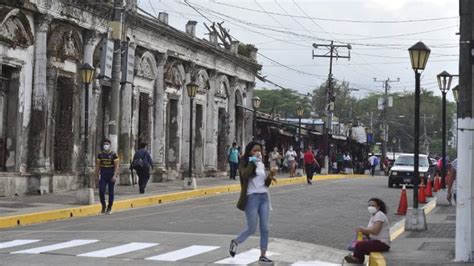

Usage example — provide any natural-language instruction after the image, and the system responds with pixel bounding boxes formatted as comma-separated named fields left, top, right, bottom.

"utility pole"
left=109, top=0, right=124, bottom=153
left=456, top=0, right=474, bottom=262
left=374, top=77, right=399, bottom=162
left=312, top=41, right=351, bottom=174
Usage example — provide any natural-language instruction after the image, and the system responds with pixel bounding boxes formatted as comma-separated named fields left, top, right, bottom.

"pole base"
left=76, top=188, right=95, bottom=205
left=405, top=208, right=427, bottom=231
left=436, top=189, right=452, bottom=206
left=183, top=178, right=197, bottom=190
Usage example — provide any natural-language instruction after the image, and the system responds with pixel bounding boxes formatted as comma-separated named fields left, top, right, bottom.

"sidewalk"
left=0, top=170, right=366, bottom=229
left=382, top=202, right=459, bottom=266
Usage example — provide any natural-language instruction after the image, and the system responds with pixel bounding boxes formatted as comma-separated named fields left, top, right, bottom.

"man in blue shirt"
left=95, top=139, right=119, bottom=214
left=131, top=142, right=154, bottom=194
left=228, top=142, right=240, bottom=180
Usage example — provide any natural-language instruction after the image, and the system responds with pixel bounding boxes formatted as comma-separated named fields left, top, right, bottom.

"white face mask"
left=368, top=206, right=378, bottom=215
left=103, top=144, right=110, bottom=151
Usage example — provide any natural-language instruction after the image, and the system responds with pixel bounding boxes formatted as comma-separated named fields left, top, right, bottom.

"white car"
left=388, top=154, right=432, bottom=188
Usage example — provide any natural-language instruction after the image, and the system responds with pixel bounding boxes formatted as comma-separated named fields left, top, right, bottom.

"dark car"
left=388, top=154, right=432, bottom=188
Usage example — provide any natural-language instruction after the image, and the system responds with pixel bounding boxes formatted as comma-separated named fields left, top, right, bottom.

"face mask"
left=368, top=206, right=378, bottom=215
left=103, top=144, right=110, bottom=151
left=255, top=152, right=262, bottom=158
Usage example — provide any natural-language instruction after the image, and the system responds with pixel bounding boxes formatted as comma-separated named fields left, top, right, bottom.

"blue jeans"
left=229, top=162, right=239, bottom=179
left=235, top=193, right=270, bottom=250
left=99, top=173, right=115, bottom=209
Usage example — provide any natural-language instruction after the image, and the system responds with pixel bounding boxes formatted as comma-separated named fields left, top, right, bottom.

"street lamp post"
left=186, top=82, right=198, bottom=189
left=452, top=85, right=459, bottom=151
left=406, top=41, right=430, bottom=231
left=80, top=63, right=95, bottom=188
left=297, top=106, right=304, bottom=150
left=392, top=138, right=396, bottom=161
left=252, top=96, right=261, bottom=140
left=437, top=71, right=453, bottom=190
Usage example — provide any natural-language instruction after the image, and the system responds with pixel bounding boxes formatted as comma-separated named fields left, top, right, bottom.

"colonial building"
left=0, top=0, right=260, bottom=196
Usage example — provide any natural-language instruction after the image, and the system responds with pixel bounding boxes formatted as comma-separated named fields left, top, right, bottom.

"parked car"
left=388, top=154, right=432, bottom=188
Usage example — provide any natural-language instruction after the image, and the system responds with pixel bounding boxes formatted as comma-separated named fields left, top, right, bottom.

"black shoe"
left=105, top=207, right=112, bottom=215
left=307, top=179, right=312, bottom=185
left=344, top=255, right=362, bottom=264
left=259, top=256, right=273, bottom=263
left=101, top=206, right=106, bottom=214
left=229, top=239, right=238, bottom=257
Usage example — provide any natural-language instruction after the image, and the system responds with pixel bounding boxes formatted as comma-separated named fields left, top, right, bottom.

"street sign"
left=100, top=38, right=114, bottom=79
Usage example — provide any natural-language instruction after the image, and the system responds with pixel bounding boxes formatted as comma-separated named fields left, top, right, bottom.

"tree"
left=312, top=80, right=357, bottom=122
left=254, top=88, right=312, bottom=118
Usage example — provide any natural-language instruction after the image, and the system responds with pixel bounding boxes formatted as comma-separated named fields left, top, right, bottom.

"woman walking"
left=229, top=141, right=277, bottom=263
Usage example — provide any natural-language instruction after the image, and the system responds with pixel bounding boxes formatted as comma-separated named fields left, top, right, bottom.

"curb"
left=0, top=174, right=367, bottom=229
left=368, top=196, right=438, bottom=266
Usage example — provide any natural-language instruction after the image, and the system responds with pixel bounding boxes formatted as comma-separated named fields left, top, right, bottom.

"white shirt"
left=369, top=156, right=377, bottom=166
left=286, top=150, right=297, bottom=161
left=368, top=211, right=391, bottom=246
left=247, top=161, right=269, bottom=195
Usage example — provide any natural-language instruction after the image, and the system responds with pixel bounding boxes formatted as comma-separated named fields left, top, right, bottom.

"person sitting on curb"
left=345, top=198, right=391, bottom=264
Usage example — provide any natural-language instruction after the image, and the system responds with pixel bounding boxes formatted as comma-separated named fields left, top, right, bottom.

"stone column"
left=245, top=82, right=256, bottom=144
left=28, top=15, right=51, bottom=172
left=180, top=67, right=192, bottom=176
left=227, top=77, right=237, bottom=145
left=152, top=53, right=167, bottom=181
left=204, top=71, right=218, bottom=175
left=118, top=42, right=136, bottom=185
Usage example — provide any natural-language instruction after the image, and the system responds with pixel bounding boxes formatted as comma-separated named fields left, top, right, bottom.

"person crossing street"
left=95, top=139, right=120, bottom=214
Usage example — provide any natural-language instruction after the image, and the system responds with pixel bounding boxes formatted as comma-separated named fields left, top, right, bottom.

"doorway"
left=217, top=107, right=228, bottom=171
left=53, top=77, right=74, bottom=172
left=166, top=98, right=179, bottom=169
left=138, top=92, right=150, bottom=146
left=0, top=65, right=19, bottom=171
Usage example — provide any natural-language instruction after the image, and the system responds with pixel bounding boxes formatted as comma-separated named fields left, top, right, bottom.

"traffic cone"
left=418, top=181, right=427, bottom=203
left=425, top=178, right=433, bottom=197
left=434, top=176, right=441, bottom=192
left=396, top=184, right=408, bottom=215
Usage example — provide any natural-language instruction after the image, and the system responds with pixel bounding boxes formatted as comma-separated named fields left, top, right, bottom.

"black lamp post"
left=408, top=41, right=430, bottom=209
left=392, top=138, right=397, bottom=161
left=452, top=85, right=459, bottom=152
left=252, top=96, right=261, bottom=139
left=186, top=82, right=198, bottom=186
left=80, top=63, right=95, bottom=188
left=297, top=106, right=304, bottom=146
left=437, top=71, right=453, bottom=189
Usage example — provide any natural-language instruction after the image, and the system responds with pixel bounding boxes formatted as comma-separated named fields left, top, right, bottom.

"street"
left=0, top=176, right=411, bottom=265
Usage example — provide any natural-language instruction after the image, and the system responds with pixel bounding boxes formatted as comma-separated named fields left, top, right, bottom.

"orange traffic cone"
left=425, top=178, right=433, bottom=197
left=396, top=184, right=408, bottom=215
left=418, top=181, right=427, bottom=203
left=434, top=176, right=441, bottom=192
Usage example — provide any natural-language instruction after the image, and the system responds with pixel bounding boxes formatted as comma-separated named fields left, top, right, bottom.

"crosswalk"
left=0, top=239, right=342, bottom=265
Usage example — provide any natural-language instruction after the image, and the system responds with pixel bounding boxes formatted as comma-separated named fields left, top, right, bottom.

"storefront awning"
left=332, top=135, right=347, bottom=140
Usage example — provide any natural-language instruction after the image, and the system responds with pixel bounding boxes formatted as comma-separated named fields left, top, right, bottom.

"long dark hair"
left=242, top=141, right=263, bottom=167
left=369, top=198, right=387, bottom=214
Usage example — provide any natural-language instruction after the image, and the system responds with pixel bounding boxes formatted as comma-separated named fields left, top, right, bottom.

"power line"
left=212, top=1, right=458, bottom=24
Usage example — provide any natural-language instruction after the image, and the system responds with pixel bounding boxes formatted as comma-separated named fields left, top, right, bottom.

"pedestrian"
left=343, top=152, right=352, bottom=172
left=229, top=141, right=277, bottom=263
left=285, top=146, right=297, bottom=177
left=228, top=142, right=240, bottom=180
left=383, top=157, right=390, bottom=176
left=95, top=139, right=119, bottom=214
left=268, top=147, right=281, bottom=172
left=369, top=154, right=378, bottom=176
left=303, top=146, right=319, bottom=185
left=344, top=198, right=391, bottom=264
left=131, top=142, right=153, bottom=194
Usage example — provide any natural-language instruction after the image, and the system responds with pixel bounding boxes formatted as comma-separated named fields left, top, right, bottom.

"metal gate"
left=138, top=92, right=150, bottom=145
left=54, top=77, right=74, bottom=172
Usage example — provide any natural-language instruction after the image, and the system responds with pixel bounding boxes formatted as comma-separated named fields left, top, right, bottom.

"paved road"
left=0, top=176, right=413, bottom=265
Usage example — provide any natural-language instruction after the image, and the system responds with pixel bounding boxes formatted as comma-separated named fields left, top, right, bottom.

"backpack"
left=132, top=155, right=145, bottom=171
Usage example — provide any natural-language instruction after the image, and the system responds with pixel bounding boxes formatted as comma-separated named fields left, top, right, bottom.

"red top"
left=304, top=151, right=316, bottom=164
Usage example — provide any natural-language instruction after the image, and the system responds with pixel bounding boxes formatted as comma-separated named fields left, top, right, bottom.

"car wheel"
left=388, top=179, right=394, bottom=188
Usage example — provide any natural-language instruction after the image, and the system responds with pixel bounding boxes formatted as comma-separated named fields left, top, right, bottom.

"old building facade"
left=0, top=0, right=260, bottom=196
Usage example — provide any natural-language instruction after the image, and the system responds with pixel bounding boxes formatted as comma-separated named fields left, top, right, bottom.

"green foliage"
left=312, top=80, right=357, bottom=122
left=238, top=43, right=256, bottom=58
left=254, top=88, right=312, bottom=118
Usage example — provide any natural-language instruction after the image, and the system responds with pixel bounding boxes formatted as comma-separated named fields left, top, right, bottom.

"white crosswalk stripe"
left=145, top=245, right=220, bottom=261
left=11, top=240, right=99, bottom=254
left=0, top=240, right=41, bottom=250
left=214, top=248, right=278, bottom=265
left=77, top=242, right=158, bottom=258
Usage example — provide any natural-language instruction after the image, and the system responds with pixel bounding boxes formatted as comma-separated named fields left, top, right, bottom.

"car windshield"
left=394, top=156, right=429, bottom=167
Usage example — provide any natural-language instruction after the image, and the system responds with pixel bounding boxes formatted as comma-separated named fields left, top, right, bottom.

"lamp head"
left=408, top=41, right=430, bottom=71
left=186, top=82, right=198, bottom=98
left=80, top=63, right=95, bottom=85
left=437, top=71, right=453, bottom=94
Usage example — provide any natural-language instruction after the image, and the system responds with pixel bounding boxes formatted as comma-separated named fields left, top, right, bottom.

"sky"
left=137, top=0, right=459, bottom=101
